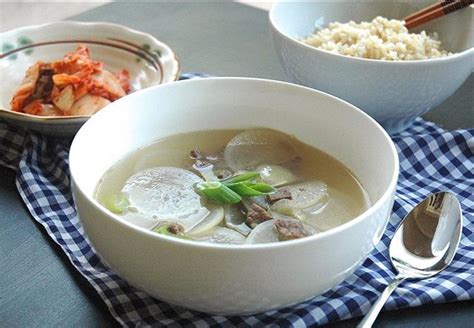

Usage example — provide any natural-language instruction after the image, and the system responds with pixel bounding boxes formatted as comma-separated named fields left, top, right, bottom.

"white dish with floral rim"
left=0, top=21, right=180, bottom=137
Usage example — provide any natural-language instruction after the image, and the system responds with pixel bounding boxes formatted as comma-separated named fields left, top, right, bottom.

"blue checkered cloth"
left=0, top=75, right=473, bottom=327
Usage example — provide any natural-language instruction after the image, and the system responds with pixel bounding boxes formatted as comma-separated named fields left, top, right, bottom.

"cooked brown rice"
left=302, top=16, right=451, bottom=60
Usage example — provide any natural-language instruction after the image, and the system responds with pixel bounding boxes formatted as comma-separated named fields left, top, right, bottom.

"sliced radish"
left=188, top=204, right=224, bottom=234
left=190, top=227, right=246, bottom=245
left=224, top=129, right=297, bottom=171
left=224, top=204, right=252, bottom=236
left=245, top=220, right=279, bottom=244
left=270, top=181, right=329, bottom=216
left=257, top=164, right=297, bottom=187
left=122, top=167, right=207, bottom=231
left=121, top=211, right=156, bottom=229
left=246, top=215, right=317, bottom=244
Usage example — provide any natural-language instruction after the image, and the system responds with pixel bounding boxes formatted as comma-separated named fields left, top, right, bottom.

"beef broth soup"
left=95, top=128, right=370, bottom=244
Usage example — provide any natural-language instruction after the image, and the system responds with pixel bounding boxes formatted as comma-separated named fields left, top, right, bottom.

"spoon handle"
left=357, top=276, right=406, bottom=328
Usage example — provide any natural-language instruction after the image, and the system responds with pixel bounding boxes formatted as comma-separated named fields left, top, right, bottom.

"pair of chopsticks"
left=403, top=0, right=473, bottom=29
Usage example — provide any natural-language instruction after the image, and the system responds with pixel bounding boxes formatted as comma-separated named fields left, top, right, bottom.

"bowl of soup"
left=269, top=1, right=474, bottom=133
left=70, top=77, right=398, bottom=314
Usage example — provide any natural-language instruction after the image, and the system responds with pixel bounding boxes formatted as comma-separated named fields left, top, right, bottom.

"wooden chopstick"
left=404, top=0, right=473, bottom=29
left=403, top=0, right=454, bottom=22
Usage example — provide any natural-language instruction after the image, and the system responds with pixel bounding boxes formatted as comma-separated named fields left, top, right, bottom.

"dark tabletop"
left=0, top=2, right=472, bottom=327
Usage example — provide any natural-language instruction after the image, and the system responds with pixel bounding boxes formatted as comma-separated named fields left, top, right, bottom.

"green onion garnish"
left=226, top=182, right=276, bottom=197
left=196, top=181, right=242, bottom=204
left=196, top=172, right=275, bottom=204
left=221, top=172, right=260, bottom=184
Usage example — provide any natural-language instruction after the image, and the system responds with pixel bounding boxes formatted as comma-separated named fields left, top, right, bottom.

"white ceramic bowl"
left=70, top=78, right=398, bottom=315
left=0, top=21, right=179, bottom=136
left=269, top=1, right=474, bottom=133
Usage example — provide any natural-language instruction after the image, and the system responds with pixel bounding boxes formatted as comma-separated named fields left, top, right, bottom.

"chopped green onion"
left=225, top=183, right=259, bottom=196
left=196, top=172, right=276, bottom=204
left=226, top=182, right=276, bottom=197
left=196, top=181, right=242, bottom=204
left=221, top=172, right=260, bottom=184
left=99, top=193, right=130, bottom=214
left=244, top=182, right=276, bottom=194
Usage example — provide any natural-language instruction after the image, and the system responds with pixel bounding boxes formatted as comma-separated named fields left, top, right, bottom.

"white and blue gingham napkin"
left=1, top=74, right=473, bottom=327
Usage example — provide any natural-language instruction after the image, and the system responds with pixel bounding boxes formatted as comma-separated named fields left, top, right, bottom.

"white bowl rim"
left=269, top=1, right=474, bottom=65
left=71, top=77, right=400, bottom=251
left=0, top=107, right=89, bottom=122
left=0, top=20, right=180, bottom=121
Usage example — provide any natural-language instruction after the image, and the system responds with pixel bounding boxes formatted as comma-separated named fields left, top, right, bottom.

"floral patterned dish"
left=0, top=21, right=180, bottom=136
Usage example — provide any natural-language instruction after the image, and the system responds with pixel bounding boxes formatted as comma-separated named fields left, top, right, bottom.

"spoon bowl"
left=359, top=191, right=463, bottom=327
left=390, top=192, right=463, bottom=278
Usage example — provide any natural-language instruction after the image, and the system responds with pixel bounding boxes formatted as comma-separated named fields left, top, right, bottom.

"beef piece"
left=31, top=68, right=55, bottom=100
left=245, top=203, right=273, bottom=228
left=167, top=223, right=185, bottom=235
left=266, top=188, right=292, bottom=204
left=190, top=148, right=203, bottom=159
left=274, top=219, right=311, bottom=241
left=154, top=222, right=185, bottom=236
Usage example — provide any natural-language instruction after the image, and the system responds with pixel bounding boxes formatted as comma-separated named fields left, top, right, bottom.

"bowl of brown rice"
left=269, top=1, right=473, bottom=133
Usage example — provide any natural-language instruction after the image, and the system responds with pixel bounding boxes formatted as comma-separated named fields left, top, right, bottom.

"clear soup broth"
left=95, top=129, right=370, bottom=244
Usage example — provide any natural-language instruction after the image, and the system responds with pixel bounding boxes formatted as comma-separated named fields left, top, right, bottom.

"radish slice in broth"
left=189, top=204, right=224, bottom=234
left=257, top=164, right=297, bottom=187
left=121, top=212, right=157, bottom=229
left=246, top=220, right=279, bottom=244
left=224, top=129, right=297, bottom=171
left=270, top=181, right=329, bottom=216
left=190, top=227, right=246, bottom=244
left=122, top=167, right=208, bottom=231
left=224, top=204, right=252, bottom=236
left=246, top=215, right=317, bottom=244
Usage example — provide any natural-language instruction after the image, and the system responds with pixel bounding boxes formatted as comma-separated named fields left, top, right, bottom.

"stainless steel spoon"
left=358, top=191, right=463, bottom=328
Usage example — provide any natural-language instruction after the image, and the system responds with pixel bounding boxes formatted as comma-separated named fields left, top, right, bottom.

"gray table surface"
left=1, top=2, right=473, bottom=327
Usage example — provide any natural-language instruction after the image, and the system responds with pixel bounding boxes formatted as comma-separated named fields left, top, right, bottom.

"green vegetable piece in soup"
left=197, top=172, right=276, bottom=204
left=245, top=182, right=276, bottom=194
left=99, top=193, right=129, bottom=214
left=221, top=172, right=260, bottom=184
left=196, top=181, right=242, bottom=204
left=226, top=181, right=276, bottom=197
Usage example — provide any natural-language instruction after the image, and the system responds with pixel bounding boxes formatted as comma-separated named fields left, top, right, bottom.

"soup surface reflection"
left=95, top=129, right=370, bottom=244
